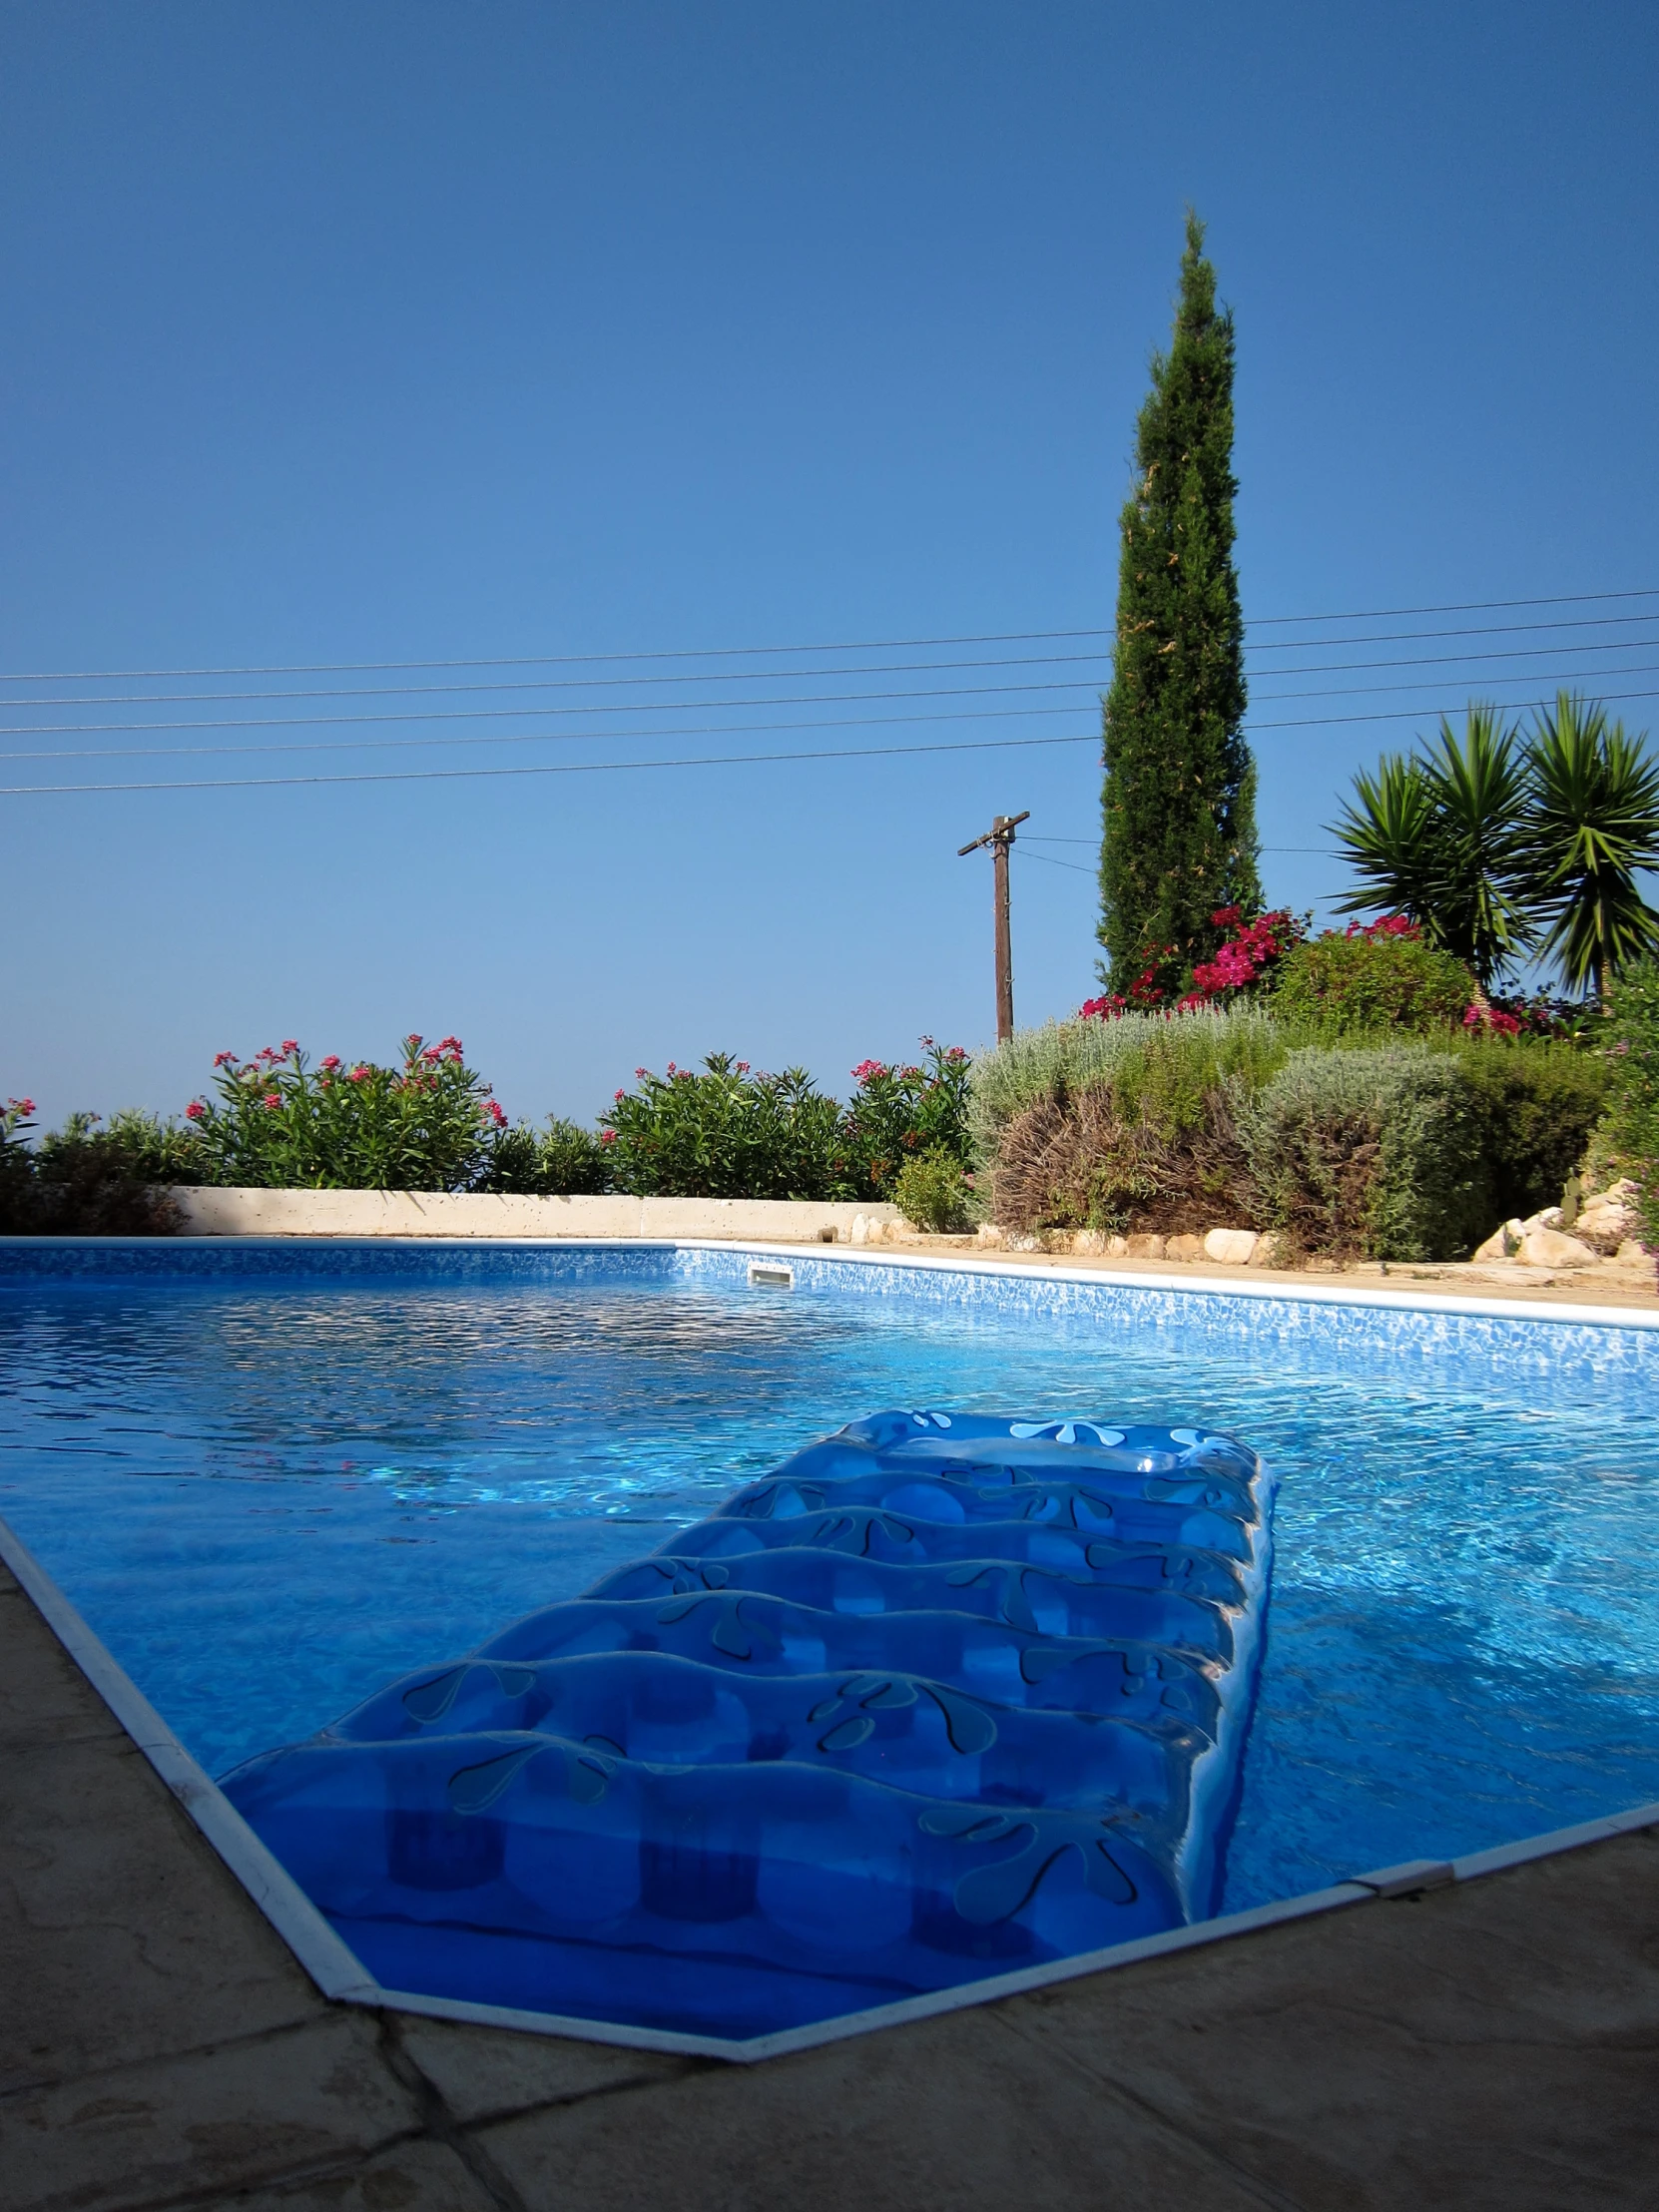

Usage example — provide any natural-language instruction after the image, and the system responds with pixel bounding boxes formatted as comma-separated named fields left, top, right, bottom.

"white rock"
left=1165, top=1233, right=1205, bottom=1262
left=1203, top=1227, right=1260, bottom=1265
left=1520, top=1226, right=1598, bottom=1269
left=1473, top=1219, right=1524, bottom=1262
left=1614, top=1240, right=1651, bottom=1266
left=849, top=1214, right=869, bottom=1246
left=1105, top=1234, right=1129, bottom=1257
left=1070, top=1230, right=1108, bottom=1256
left=975, top=1223, right=1006, bottom=1248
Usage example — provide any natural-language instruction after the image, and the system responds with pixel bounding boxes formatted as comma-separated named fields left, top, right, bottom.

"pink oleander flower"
left=264, top=1093, right=280, bottom=1109
left=320, top=1055, right=341, bottom=1072
left=349, top=1065, right=370, bottom=1082
left=635, top=1068, right=649, bottom=1079
left=945, top=1046, right=967, bottom=1062
left=184, top=1100, right=205, bottom=1121
left=10, top=1096, right=37, bottom=1115
left=281, top=1038, right=299, bottom=1055
left=850, top=1060, right=888, bottom=1083
left=482, top=1099, right=508, bottom=1126
left=615, top=1089, right=626, bottom=1102
left=214, top=1051, right=237, bottom=1068
left=600, top=1128, right=618, bottom=1144
left=736, top=1061, right=751, bottom=1074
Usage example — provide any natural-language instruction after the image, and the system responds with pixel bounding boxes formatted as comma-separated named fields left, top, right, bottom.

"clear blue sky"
left=4, top=2, right=1657, bottom=1126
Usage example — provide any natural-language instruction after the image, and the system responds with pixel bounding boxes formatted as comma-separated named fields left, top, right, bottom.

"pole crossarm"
left=956, top=809, right=1029, bottom=857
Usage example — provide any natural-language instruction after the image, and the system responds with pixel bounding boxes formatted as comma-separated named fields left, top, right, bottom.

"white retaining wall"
left=166, top=1187, right=906, bottom=1242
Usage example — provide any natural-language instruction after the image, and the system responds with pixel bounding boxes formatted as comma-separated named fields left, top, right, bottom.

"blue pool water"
left=2, top=1242, right=1658, bottom=1930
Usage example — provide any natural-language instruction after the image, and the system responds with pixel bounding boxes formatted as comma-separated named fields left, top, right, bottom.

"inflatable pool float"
left=223, top=1410, right=1277, bottom=2040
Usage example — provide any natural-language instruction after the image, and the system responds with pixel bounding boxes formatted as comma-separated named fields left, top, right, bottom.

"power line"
left=3, top=586, right=1657, bottom=686
left=8, top=656, right=1658, bottom=766
left=4, top=612, right=1656, bottom=722
left=6, top=610, right=1658, bottom=711
left=1246, top=586, right=1659, bottom=627
left=1, top=727, right=1100, bottom=796
left=9, top=686, right=1659, bottom=799
left=0, top=648, right=1116, bottom=711
left=0, top=701, right=1088, bottom=766
left=0, top=676, right=1111, bottom=739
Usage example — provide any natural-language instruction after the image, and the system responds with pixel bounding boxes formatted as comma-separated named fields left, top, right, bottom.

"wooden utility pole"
left=957, top=811, right=1029, bottom=1042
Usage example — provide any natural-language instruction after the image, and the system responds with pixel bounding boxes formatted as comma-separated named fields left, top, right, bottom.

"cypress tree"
left=1097, top=212, right=1261, bottom=994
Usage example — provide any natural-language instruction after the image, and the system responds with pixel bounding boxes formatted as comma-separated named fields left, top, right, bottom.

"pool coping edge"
left=5, top=1503, right=1657, bottom=2066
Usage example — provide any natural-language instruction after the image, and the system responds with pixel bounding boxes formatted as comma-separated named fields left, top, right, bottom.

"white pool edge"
left=5, top=1235, right=1658, bottom=2064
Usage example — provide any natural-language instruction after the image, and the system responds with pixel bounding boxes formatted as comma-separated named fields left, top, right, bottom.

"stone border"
left=5, top=1233, right=1659, bottom=2063
left=165, top=1187, right=903, bottom=1242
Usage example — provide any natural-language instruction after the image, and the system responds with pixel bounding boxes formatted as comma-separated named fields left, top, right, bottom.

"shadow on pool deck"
left=3, top=1557, right=1658, bottom=2212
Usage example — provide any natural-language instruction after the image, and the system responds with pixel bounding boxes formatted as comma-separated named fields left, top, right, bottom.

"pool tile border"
left=4, top=1232, right=1659, bottom=2063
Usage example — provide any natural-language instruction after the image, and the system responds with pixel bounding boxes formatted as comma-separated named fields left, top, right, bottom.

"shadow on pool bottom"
left=223, top=1409, right=1276, bottom=2040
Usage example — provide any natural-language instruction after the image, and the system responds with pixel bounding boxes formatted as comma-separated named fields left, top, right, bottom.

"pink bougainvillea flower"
left=184, top=1100, right=206, bottom=1121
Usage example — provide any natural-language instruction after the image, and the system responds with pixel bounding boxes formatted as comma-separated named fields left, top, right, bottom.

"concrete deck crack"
left=377, top=2010, right=534, bottom=2212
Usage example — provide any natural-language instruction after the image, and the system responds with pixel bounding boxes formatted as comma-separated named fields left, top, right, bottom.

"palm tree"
left=1329, top=751, right=1439, bottom=924
left=1331, top=706, right=1531, bottom=990
left=1523, top=693, right=1659, bottom=1000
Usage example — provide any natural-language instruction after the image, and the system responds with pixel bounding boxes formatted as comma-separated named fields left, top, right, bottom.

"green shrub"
left=1599, top=962, right=1659, bottom=1240
left=186, top=1036, right=503, bottom=1190
left=841, top=1045, right=974, bottom=1196
left=602, top=1043, right=972, bottom=1203
left=976, top=1009, right=1279, bottom=1236
left=969, top=1007, right=1285, bottom=1172
left=891, top=1148, right=974, bottom=1234
left=478, top=1116, right=612, bottom=1196
left=602, top=1056, right=847, bottom=1200
left=0, top=1103, right=186, bottom=1235
left=1237, top=1047, right=1488, bottom=1261
left=1452, top=1037, right=1610, bottom=1225
left=1271, top=927, right=1476, bottom=1040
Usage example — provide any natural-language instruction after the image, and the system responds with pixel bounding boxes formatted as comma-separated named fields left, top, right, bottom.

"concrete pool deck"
left=6, top=1551, right=1659, bottom=2210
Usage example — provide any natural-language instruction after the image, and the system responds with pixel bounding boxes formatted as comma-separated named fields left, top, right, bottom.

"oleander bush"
left=601, top=1043, right=973, bottom=1203
left=478, top=1116, right=612, bottom=1196
left=183, top=1035, right=509, bottom=1191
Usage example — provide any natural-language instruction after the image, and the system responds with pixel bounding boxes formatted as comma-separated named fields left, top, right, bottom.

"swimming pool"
left=3, top=1239, right=1657, bottom=1975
